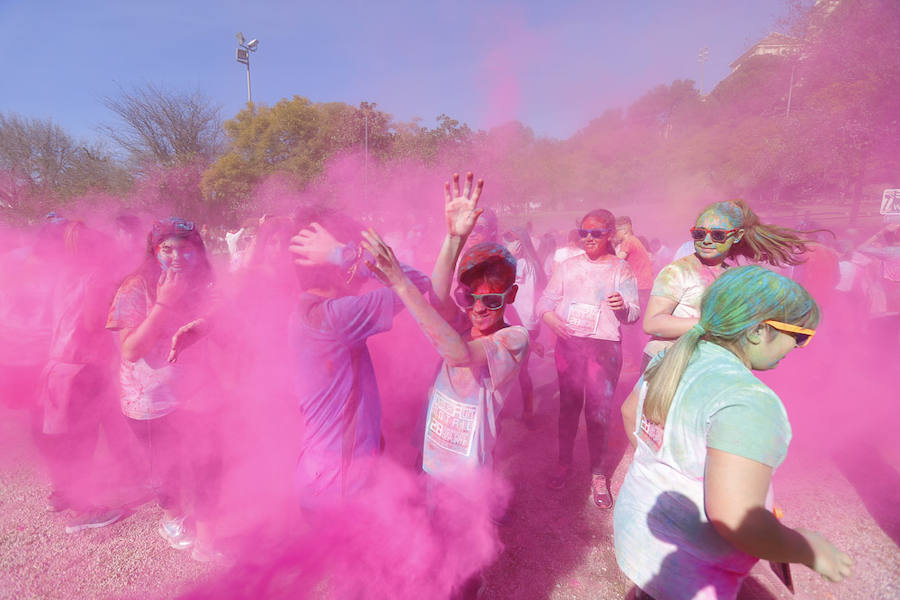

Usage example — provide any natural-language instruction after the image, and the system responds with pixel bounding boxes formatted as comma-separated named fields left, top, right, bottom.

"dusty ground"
left=0, top=360, right=898, bottom=600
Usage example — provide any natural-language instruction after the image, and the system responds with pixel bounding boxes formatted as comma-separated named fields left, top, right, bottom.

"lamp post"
left=235, top=32, right=259, bottom=104
left=698, top=47, right=710, bottom=95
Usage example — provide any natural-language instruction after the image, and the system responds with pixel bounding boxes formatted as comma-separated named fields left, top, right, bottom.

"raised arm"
left=431, top=172, right=485, bottom=315
left=119, top=270, right=188, bottom=362
left=361, top=229, right=491, bottom=368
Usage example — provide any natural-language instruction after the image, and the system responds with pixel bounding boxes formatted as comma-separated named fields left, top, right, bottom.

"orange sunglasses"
left=764, top=320, right=816, bottom=348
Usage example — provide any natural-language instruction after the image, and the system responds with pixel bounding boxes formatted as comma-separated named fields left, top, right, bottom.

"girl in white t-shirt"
left=643, top=200, right=813, bottom=368
left=106, top=218, right=217, bottom=558
left=616, top=265, right=852, bottom=600
left=537, top=209, right=640, bottom=508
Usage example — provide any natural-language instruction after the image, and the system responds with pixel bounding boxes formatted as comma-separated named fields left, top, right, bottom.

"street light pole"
left=235, top=33, right=259, bottom=105
left=698, top=47, right=710, bottom=95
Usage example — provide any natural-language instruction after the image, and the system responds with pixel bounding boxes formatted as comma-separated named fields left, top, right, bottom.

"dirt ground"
left=1, top=357, right=898, bottom=600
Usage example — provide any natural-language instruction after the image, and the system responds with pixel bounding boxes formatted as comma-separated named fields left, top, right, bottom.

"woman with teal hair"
left=615, top=266, right=852, bottom=600
left=642, top=199, right=813, bottom=369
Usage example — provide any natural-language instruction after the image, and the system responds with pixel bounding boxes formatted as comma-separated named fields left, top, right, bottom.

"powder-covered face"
left=466, top=279, right=513, bottom=336
left=156, top=237, right=200, bottom=272
left=745, top=325, right=800, bottom=371
left=580, top=215, right=612, bottom=259
left=693, top=209, right=744, bottom=263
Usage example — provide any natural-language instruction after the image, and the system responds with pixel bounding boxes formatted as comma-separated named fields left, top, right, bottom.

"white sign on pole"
left=881, top=189, right=900, bottom=215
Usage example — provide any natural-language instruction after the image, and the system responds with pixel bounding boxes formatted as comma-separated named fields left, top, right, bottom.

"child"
left=536, top=209, right=640, bottom=508
left=642, top=199, right=812, bottom=369
left=287, top=208, right=430, bottom=508
left=616, top=266, right=852, bottom=599
left=360, top=173, right=529, bottom=483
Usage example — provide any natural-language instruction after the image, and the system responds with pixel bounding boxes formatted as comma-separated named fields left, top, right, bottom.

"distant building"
left=729, top=32, right=802, bottom=73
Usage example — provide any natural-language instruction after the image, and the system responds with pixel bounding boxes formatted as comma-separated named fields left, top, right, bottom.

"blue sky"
left=2, top=0, right=790, bottom=144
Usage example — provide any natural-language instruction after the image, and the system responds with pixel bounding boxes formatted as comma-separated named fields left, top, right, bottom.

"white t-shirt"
left=614, top=342, right=791, bottom=600
left=643, top=254, right=724, bottom=358
left=537, top=254, right=640, bottom=342
left=422, top=326, right=529, bottom=480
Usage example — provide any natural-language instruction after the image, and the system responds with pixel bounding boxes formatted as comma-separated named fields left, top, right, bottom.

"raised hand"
left=289, top=222, right=341, bottom=267
left=444, top=172, right=485, bottom=238
left=360, top=229, right=408, bottom=288
left=157, top=269, right=190, bottom=307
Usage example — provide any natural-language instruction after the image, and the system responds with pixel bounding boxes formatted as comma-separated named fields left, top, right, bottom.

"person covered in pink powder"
left=536, top=209, right=640, bottom=508
left=361, top=172, right=528, bottom=600
left=35, top=220, right=128, bottom=532
left=106, top=218, right=220, bottom=558
left=642, top=199, right=812, bottom=370
left=286, top=207, right=431, bottom=509
left=363, top=173, right=528, bottom=480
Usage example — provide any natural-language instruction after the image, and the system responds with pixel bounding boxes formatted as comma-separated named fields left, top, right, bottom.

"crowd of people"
left=2, top=171, right=896, bottom=599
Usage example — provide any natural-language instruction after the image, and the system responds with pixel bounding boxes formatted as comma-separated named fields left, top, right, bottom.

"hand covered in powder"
left=157, top=269, right=190, bottom=307
left=607, top=292, right=625, bottom=311
left=444, top=172, right=485, bottom=238
left=168, top=318, right=208, bottom=363
left=360, top=229, right=408, bottom=288
left=543, top=311, right=576, bottom=340
left=289, top=222, right=341, bottom=266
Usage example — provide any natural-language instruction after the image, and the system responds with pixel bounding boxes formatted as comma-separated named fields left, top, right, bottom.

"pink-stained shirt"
left=536, top=254, right=640, bottom=342
left=643, top=254, right=724, bottom=358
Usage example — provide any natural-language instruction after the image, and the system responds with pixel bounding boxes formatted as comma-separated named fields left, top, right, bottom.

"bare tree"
left=100, top=84, right=225, bottom=168
left=0, top=113, right=126, bottom=212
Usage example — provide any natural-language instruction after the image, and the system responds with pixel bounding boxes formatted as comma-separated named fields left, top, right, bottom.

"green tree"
left=202, top=97, right=394, bottom=215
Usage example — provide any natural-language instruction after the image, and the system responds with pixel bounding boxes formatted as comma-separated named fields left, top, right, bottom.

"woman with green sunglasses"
left=642, top=199, right=813, bottom=369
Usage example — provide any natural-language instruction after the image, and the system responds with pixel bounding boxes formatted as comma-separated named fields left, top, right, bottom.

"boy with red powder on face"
left=361, top=173, right=529, bottom=484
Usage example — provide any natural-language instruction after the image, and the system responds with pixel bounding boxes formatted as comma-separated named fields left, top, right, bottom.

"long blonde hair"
left=702, top=199, right=813, bottom=267
left=642, top=265, right=820, bottom=425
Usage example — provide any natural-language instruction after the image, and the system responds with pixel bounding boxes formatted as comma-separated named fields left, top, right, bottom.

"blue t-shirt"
left=290, top=267, right=429, bottom=504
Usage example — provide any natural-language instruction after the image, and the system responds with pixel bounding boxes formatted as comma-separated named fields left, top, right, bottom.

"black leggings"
left=555, top=337, right=622, bottom=475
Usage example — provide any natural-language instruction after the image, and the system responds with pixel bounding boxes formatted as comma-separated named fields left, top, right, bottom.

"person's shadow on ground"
left=628, top=491, right=779, bottom=600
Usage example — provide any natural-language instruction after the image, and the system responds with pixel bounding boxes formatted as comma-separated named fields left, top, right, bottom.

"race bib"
left=566, top=302, right=601, bottom=334
left=426, top=388, right=478, bottom=456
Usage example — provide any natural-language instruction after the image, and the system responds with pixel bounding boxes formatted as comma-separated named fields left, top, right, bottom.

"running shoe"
left=591, top=473, right=614, bottom=509
left=158, top=515, right=194, bottom=550
left=65, top=508, right=125, bottom=533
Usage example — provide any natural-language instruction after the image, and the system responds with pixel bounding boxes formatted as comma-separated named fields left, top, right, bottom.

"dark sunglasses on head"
left=453, top=285, right=513, bottom=310
left=578, top=228, right=610, bottom=239
left=690, top=227, right=740, bottom=243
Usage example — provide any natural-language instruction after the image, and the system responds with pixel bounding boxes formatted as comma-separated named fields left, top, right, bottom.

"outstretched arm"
left=431, top=172, right=485, bottom=316
left=705, top=449, right=853, bottom=581
left=361, top=229, right=490, bottom=368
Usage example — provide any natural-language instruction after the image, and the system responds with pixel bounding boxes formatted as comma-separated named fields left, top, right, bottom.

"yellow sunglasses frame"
left=764, top=320, right=816, bottom=348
